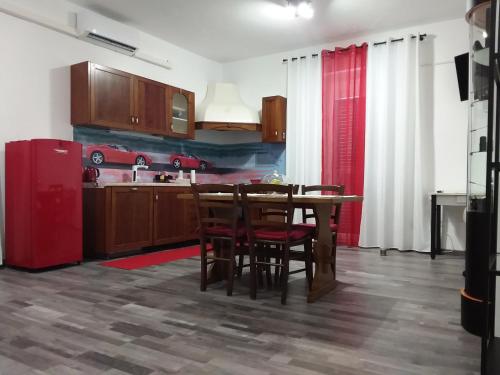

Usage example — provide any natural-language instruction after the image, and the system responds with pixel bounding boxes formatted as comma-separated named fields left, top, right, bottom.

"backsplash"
left=74, top=127, right=286, bottom=184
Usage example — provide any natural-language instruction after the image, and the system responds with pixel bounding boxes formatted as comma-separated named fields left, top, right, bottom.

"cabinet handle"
left=136, top=116, right=139, bottom=124
left=130, top=187, right=138, bottom=191
left=275, top=131, right=278, bottom=136
left=282, top=131, right=286, bottom=140
left=155, top=194, right=159, bottom=201
left=131, top=116, right=135, bottom=124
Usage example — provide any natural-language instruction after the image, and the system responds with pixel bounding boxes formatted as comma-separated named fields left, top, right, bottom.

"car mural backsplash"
left=74, top=127, right=285, bottom=184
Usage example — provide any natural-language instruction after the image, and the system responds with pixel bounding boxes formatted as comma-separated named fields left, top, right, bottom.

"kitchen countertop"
left=83, top=181, right=192, bottom=188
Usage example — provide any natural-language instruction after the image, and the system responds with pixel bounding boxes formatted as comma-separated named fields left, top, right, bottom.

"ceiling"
left=68, top=0, right=465, bottom=62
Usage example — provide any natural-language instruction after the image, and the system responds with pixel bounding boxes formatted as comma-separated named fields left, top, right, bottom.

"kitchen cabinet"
left=262, top=96, right=287, bottom=143
left=83, top=186, right=197, bottom=258
left=135, top=76, right=168, bottom=135
left=72, top=62, right=135, bottom=130
left=153, top=187, right=197, bottom=245
left=167, top=86, right=195, bottom=139
left=110, top=187, right=154, bottom=253
left=71, top=61, right=195, bottom=139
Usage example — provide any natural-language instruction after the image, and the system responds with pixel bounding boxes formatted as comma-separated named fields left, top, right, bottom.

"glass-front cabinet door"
left=463, top=0, right=495, bottom=339
left=166, top=86, right=195, bottom=139
left=467, top=1, right=491, bottom=214
left=464, top=0, right=500, bottom=373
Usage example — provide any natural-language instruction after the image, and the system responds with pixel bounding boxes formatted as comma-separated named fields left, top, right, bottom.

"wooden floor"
left=0, top=249, right=480, bottom=375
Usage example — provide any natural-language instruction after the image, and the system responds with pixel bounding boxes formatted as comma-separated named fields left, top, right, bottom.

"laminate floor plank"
left=0, top=249, right=480, bottom=374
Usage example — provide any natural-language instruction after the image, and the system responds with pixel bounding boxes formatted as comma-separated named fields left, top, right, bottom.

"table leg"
left=431, top=195, right=436, bottom=259
left=307, top=202, right=336, bottom=303
left=436, top=204, right=442, bottom=254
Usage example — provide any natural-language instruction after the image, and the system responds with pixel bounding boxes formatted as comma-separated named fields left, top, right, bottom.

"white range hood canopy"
left=195, top=83, right=260, bottom=131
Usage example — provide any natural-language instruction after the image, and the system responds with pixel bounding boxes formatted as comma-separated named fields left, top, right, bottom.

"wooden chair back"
left=259, top=184, right=299, bottom=222
left=301, top=185, right=345, bottom=225
left=239, top=184, right=295, bottom=242
left=191, top=184, right=240, bottom=240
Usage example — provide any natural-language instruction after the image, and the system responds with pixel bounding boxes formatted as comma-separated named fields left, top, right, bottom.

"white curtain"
left=359, top=37, right=434, bottom=252
left=286, top=56, right=322, bottom=186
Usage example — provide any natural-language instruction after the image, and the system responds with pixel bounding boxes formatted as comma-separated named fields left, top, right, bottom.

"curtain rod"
left=282, top=34, right=427, bottom=63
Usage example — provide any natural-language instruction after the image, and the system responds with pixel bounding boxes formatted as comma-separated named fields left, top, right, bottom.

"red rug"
left=100, top=244, right=211, bottom=270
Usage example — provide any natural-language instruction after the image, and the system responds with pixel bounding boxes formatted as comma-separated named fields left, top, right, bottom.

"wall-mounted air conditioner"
left=76, top=12, right=140, bottom=56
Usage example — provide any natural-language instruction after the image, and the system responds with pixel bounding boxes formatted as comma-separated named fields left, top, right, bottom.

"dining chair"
left=297, top=184, right=345, bottom=273
left=191, top=183, right=248, bottom=296
left=239, top=183, right=314, bottom=305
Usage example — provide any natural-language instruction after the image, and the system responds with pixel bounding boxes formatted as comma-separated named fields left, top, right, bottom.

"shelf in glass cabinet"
left=470, top=125, right=487, bottom=133
left=470, top=98, right=489, bottom=106
left=472, top=47, right=490, bottom=67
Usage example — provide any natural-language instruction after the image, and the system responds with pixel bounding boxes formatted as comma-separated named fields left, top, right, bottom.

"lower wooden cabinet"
left=83, top=186, right=197, bottom=258
left=153, top=187, right=197, bottom=245
left=110, top=187, right=154, bottom=253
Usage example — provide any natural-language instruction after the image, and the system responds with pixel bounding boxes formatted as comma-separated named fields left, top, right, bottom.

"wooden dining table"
left=178, top=192, right=363, bottom=303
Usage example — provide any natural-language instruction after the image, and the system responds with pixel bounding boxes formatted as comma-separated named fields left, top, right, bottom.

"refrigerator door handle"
left=53, top=149, right=69, bottom=154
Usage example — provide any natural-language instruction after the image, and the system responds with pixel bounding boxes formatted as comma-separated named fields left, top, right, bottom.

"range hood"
left=195, top=83, right=261, bottom=131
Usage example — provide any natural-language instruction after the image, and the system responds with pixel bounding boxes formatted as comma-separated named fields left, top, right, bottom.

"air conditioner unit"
left=76, top=12, right=140, bottom=56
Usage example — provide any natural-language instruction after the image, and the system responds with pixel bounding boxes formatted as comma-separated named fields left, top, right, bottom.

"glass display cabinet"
left=463, top=0, right=500, bottom=373
left=167, top=86, right=195, bottom=139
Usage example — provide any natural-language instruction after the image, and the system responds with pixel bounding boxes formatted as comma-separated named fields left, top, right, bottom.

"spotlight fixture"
left=285, top=0, right=314, bottom=20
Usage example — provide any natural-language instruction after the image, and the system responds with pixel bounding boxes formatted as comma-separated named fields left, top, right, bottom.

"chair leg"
left=265, top=256, right=272, bottom=289
left=226, top=240, right=236, bottom=297
left=280, top=245, right=290, bottom=305
left=274, top=245, right=281, bottom=286
left=249, top=243, right=257, bottom=300
left=200, top=239, right=208, bottom=292
left=274, top=261, right=280, bottom=286
left=237, top=253, right=244, bottom=279
left=257, top=252, right=264, bottom=288
left=304, top=239, right=313, bottom=290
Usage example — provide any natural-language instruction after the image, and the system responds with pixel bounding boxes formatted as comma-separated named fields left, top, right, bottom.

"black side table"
left=430, top=193, right=466, bottom=259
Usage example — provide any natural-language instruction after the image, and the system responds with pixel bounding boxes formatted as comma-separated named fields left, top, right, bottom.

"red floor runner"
left=100, top=244, right=211, bottom=270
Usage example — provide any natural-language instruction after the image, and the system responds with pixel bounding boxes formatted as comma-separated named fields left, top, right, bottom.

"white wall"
left=0, top=0, right=470, bottom=253
left=0, top=0, right=224, bottom=263
left=224, top=18, right=469, bottom=250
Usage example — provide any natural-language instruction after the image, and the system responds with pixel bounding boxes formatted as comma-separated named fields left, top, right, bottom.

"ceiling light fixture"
left=285, top=0, right=314, bottom=20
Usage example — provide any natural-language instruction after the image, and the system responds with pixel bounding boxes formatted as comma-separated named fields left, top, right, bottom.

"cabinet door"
left=109, top=187, right=153, bottom=252
left=153, top=187, right=198, bottom=245
left=262, top=96, right=287, bottom=143
left=135, top=77, right=168, bottom=135
left=166, top=87, right=195, bottom=139
left=90, top=64, right=134, bottom=130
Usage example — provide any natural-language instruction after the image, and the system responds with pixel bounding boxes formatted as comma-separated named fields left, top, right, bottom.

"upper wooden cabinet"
left=135, top=76, right=167, bottom=135
left=71, top=61, right=195, bottom=139
left=262, top=96, right=287, bottom=143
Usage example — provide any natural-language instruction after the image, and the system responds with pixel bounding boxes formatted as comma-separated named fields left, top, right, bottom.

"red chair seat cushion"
left=295, top=223, right=338, bottom=232
left=205, top=223, right=246, bottom=238
left=254, top=225, right=314, bottom=242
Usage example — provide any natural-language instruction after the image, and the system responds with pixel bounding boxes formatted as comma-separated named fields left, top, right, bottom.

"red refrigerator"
left=5, top=139, right=83, bottom=269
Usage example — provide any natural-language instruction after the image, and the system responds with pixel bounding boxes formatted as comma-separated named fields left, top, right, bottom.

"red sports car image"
left=86, top=144, right=153, bottom=166
left=169, top=153, right=213, bottom=171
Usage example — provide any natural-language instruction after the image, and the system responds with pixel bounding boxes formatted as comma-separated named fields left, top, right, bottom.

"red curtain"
left=322, top=44, right=368, bottom=247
